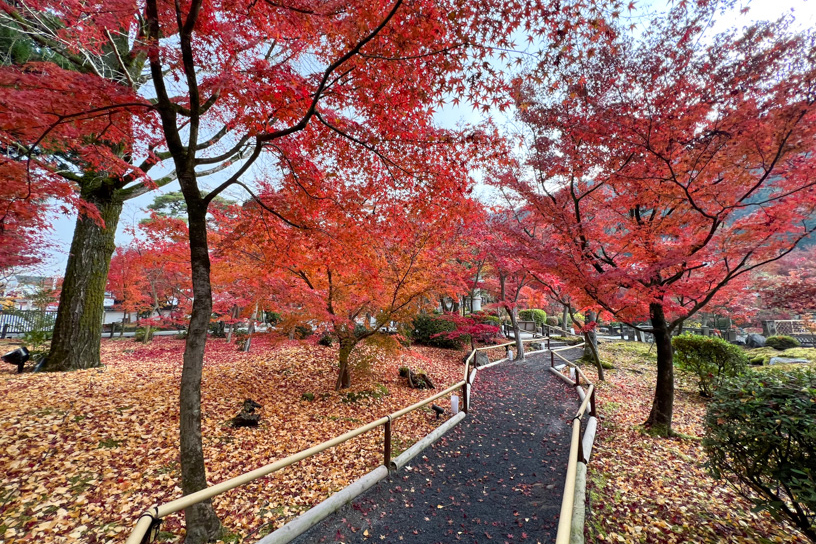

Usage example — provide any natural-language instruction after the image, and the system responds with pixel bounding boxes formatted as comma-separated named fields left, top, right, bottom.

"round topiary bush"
left=672, top=334, right=748, bottom=397
left=703, top=369, right=816, bottom=541
left=765, top=335, right=801, bottom=351
left=546, top=316, right=559, bottom=327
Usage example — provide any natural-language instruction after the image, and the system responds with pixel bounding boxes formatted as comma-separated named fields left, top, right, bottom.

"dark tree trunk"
left=45, top=189, right=122, bottom=371
left=645, top=302, right=674, bottom=436
left=584, top=311, right=604, bottom=380
left=179, top=196, right=221, bottom=543
left=508, top=308, right=525, bottom=361
left=582, top=332, right=604, bottom=381
left=561, top=304, right=569, bottom=335
left=335, top=336, right=357, bottom=390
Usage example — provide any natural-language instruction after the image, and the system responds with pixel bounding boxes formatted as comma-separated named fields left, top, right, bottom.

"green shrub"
left=317, top=333, right=334, bottom=347
left=704, top=369, right=816, bottom=539
left=765, top=335, right=800, bottom=351
left=672, top=334, right=747, bottom=397
left=519, top=309, right=547, bottom=326
left=17, top=310, right=55, bottom=353
left=294, top=324, right=312, bottom=339
left=480, top=315, right=501, bottom=327
left=134, top=327, right=155, bottom=343
left=392, top=323, right=412, bottom=347
left=233, top=331, right=249, bottom=349
left=264, top=311, right=282, bottom=325
left=545, top=316, right=559, bottom=326
left=412, top=314, right=461, bottom=349
left=301, top=392, right=315, bottom=402
left=209, top=322, right=227, bottom=338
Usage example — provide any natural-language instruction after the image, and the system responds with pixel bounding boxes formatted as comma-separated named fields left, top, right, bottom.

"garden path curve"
left=288, top=348, right=583, bottom=544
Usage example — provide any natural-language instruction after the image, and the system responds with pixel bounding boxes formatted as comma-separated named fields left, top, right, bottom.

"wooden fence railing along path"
left=545, top=341, right=599, bottom=544
left=125, top=332, right=598, bottom=544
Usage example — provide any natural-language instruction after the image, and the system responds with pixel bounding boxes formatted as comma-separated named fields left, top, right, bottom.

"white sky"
left=36, top=0, right=816, bottom=276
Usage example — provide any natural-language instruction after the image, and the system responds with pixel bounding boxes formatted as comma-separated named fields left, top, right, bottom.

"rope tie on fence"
left=136, top=508, right=162, bottom=544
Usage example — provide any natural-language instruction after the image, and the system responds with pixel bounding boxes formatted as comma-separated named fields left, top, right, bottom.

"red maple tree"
left=756, top=248, right=816, bottom=316
left=3, top=0, right=621, bottom=537
left=216, top=144, right=486, bottom=389
left=497, top=8, right=816, bottom=434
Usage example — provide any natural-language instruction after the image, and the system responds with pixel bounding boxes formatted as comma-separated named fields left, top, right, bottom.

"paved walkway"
left=290, top=348, right=583, bottom=544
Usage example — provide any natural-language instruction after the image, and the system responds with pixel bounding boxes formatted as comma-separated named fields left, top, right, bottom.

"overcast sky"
left=37, top=0, right=816, bottom=276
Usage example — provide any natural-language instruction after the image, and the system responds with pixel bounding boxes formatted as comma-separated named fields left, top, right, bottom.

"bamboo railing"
left=548, top=342, right=598, bottom=544
left=125, top=333, right=591, bottom=544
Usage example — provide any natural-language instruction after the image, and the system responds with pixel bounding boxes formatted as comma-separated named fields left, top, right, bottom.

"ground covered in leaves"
left=292, top=349, right=583, bottom=544
left=585, top=341, right=813, bottom=544
left=0, top=336, right=506, bottom=543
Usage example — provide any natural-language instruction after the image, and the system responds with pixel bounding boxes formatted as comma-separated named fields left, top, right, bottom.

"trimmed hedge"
left=765, top=335, right=801, bottom=351
left=704, top=369, right=816, bottom=540
left=472, top=312, right=501, bottom=327
left=519, top=309, right=547, bottom=326
left=672, top=334, right=747, bottom=397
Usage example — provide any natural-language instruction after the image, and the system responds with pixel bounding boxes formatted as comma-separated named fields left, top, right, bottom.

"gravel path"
left=288, top=348, right=584, bottom=544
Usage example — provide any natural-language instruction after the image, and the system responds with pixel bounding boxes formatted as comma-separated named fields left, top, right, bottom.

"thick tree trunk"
left=645, top=302, right=674, bottom=436
left=335, top=337, right=356, bottom=390
left=508, top=308, right=525, bottom=361
left=45, top=191, right=122, bottom=371
left=179, top=198, right=221, bottom=543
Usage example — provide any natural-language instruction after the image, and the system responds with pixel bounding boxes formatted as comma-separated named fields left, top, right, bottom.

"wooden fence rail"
left=126, top=338, right=553, bottom=544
